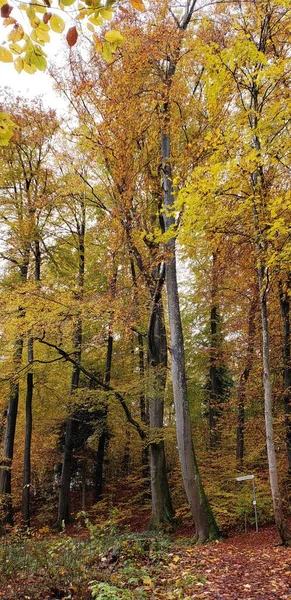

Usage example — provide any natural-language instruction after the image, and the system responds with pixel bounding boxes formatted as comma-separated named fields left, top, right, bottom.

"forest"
left=1, top=0, right=291, bottom=598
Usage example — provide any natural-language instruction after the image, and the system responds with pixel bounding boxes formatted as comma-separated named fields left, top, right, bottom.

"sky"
left=0, top=30, right=68, bottom=113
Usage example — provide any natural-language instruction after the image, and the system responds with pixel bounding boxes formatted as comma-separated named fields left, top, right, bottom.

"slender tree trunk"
left=22, top=240, right=41, bottom=527
left=236, top=295, right=257, bottom=467
left=21, top=341, right=33, bottom=528
left=81, top=463, right=86, bottom=511
left=0, top=261, right=28, bottom=529
left=208, top=251, right=223, bottom=449
left=162, top=128, right=220, bottom=541
left=94, top=266, right=117, bottom=502
left=258, top=265, right=291, bottom=543
left=248, top=69, right=291, bottom=541
left=156, top=0, right=219, bottom=541
left=0, top=341, right=23, bottom=527
left=138, top=332, right=149, bottom=480
left=57, top=206, right=85, bottom=527
left=93, top=329, right=112, bottom=503
left=58, top=359, right=80, bottom=527
left=129, top=257, right=150, bottom=482
left=94, top=427, right=107, bottom=503
left=148, top=290, right=174, bottom=529
left=279, top=276, right=291, bottom=474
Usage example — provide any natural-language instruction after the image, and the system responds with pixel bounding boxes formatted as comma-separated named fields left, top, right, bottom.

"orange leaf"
left=66, top=25, right=78, bottom=47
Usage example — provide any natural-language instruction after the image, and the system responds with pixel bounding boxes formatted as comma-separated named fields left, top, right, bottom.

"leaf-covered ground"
left=1, top=525, right=291, bottom=599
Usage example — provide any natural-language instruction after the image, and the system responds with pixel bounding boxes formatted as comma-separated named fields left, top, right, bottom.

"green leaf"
left=102, top=40, right=112, bottom=62
left=104, top=29, right=124, bottom=45
left=49, top=13, right=65, bottom=33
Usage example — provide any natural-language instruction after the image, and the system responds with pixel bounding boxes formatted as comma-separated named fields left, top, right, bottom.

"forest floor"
left=1, top=523, right=291, bottom=599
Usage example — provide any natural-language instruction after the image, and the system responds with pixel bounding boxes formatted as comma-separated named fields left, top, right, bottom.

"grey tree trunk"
left=279, top=277, right=291, bottom=474
left=236, top=295, right=257, bottom=467
left=129, top=252, right=172, bottom=525
left=162, top=132, right=219, bottom=541
left=258, top=266, right=291, bottom=544
left=148, top=287, right=174, bottom=529
left=157, top=0, right=219, bottom=542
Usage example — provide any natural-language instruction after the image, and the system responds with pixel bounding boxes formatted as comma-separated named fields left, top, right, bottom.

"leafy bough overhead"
left=0, top=0, right=144, bottom=72
left=0, top=0, right=145, bottom=145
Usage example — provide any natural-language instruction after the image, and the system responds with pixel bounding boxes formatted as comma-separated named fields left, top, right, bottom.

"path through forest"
left=1, top=525, right=291, bottom=599
left=175, top=527, right=291, bottom=599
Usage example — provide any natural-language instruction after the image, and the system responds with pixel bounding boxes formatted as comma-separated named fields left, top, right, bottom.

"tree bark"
left=279, top=276, right=291, bottom=474
left=22, top=239, right=41, bottom=528
left=236, top=295, right=257, bottom=467
left=57, top=205, right=85, bottom=527
left=208, top=251, right=223, bottom=449
left=148, top=283, right=174, bottom=529
left=158, top=1, right=219, bottom=542
left=164, top=226, right=219, bottom=540
left=138, top=332, right=149, bottom=481
left=21, top=342, right=33, bottom=528
left=258, top=266, right=291, bottom=543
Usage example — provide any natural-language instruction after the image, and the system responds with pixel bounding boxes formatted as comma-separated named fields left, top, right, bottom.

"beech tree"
left=180, top=0, right=291, bottom=543
left=0, top=94, right=59, bottom=527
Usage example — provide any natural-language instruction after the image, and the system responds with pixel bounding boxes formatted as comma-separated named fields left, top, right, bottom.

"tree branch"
left=36, top=337, right=146, bottom=440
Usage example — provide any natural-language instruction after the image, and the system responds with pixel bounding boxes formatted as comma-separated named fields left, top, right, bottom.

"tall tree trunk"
left=157, top=0, right=219, bottom=542
left=129, top=256, right=150, bottom=482
left=248, top=64, right=291, bottom=542
left=22, top=240, right=41, bottom=527
left=21, top=341, right=33, bottom=528
left=148, top=282, right=174, bottom=529
left=258, top=265, right=291, bottom=543
left=94, top=266, right=117, bottom=503
left=138, top=333, right=150, bottom=482
left=208, top=251, right=223, bottom=449
left=279, top=276, right=291, bottom=474
left=0, top=339, right=24, bottom=527
left=162, top=132, right=219, bottom=541
left=236, top=295, right=257, bottom=467
left=57, top=352, right=81, bottom=527
left=57, top=206, right=85, bottom=527
left=0, top=262, right=28, bottom=528
left=93, top=327, right=112, bottom=503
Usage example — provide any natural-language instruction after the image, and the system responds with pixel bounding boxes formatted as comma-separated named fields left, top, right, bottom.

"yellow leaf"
left=0, top=46, right=13, bottom=62
left=10, top=42, right=23, bottom=54
left=23, top=61, right=37, bottom=73
left=104, top=29, right=124, bottom=45
left=130, top=0, right=145, bottom=10
left=14, top=56, right=23, bottom=72
left=49, top=13, right=65, bottom=33
left=89, top=14, right=103, bottom=25
left=99, top=8, right=112, bottom=20
left=102, top=40, right=112, bottom=62
left=173, top=555, right=180, bottom=563
left=8, top=25, right=24, bottom=42
left=0, top=112, right=16, bottom=146
left=143, top=577, right=152, bottom=586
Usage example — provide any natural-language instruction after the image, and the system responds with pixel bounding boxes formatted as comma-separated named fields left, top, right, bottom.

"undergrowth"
left=0, top=514, right=180, bottom=599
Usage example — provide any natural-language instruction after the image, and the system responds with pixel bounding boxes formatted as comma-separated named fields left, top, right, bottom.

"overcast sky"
left=1, top=29, right=69, bottom=113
